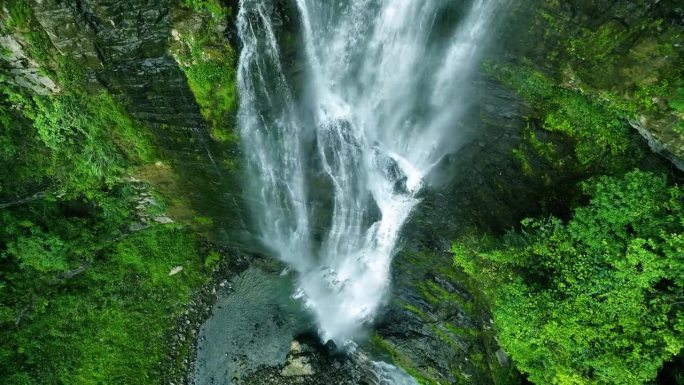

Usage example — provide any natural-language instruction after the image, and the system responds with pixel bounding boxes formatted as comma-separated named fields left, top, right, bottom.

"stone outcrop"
left=30, top=0, right=199, bottom=127
left=1, top=0, right=251, bottom=245
left=501, top=0, right=684, bottom=170
left=0, top=31, right=60, bottom=94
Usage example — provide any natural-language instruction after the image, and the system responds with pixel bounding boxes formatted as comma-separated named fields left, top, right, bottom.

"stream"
left=196, top=0, right=506, bottom=383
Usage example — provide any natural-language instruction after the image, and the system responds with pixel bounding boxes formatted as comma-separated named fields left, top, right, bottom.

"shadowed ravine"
left=237, top=0, right=505, bottom=382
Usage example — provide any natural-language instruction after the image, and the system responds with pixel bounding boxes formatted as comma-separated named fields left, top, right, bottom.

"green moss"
left=566, top=21, right=628, bottom=75
left=0, top=77, right=156, bottom=201
left=505, top=1, right=684, bottom=173
left=674, top=121, right=684, bottom=136
left=1, top=2, right=58, bottom=76
left=371, top=335, right=441, bottom=385
left=403, top=303, right=427, bottom=318
left=511, top=148, right=533, bottom=176
left=26, top=91, right=154, bottom=196
left=203, top=250, right=221, bottom=270
left=173, top=5, right=238, bottom=143
left=454, top=171, right=684, bottom=385
left=2, top=0, right=32, bottom=30
left=181, top=0, right=231, bottom=18
left=6, top=226, right=206, bottom=385
left=669, top=84, right=684, bottom=114
left=489, top=64, right=638, bottom=171
left=635, top=81, right=671, bottom=112
left=184, top=57, right=239, bottom=142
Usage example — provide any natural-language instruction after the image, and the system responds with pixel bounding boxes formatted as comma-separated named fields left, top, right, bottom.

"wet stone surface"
left=190, top=259, right=311, bottom=385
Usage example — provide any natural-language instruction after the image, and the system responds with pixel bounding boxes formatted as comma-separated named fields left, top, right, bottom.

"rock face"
left=240, top=335, right=373, bottom=385
left=3, top=1, right=680, bottom=384
left=631, top=117, right=684, bottom=171
left=191, top=261, right=309, bottom=385
left=31, top=0, right=197, bottom=125
left=0, top=32, right=60, bottom=94
left=373, top=73, right=535, bottom=385
left=11, top=0, right=251, bottom=245
left=189, top=259, right=377, bottom=385
left=500, top=0, right=684, bottom=171
left=280, top=341, right=314, bottom=377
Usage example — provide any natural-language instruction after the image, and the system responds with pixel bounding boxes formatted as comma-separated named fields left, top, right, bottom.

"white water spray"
left=237, top=0, right=502, bottom=348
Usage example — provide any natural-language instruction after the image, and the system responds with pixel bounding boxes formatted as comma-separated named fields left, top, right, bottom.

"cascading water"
left=237, top=0, right=502, bottom=352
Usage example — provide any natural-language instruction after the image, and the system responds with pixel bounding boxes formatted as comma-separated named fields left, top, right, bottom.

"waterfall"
left=237, top=0, right=502, bottom=348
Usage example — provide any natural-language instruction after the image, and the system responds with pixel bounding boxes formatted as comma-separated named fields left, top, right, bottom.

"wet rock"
left=496, top=349, right=510, bottom=367
left=372, top=72, right=537, bottom=384
left=158, top=244, right=252, bottom=385
left=631, top=118, right=684, bottom=172
left=0, top=34, right=60, bottom=95
left=191, top=260, right=310, bottom=385
left=13, top=0, right=251, bottom=247
left=239, top=333, right=373, bottom=385
left=154, top=216, right=175, bottom=224
left=129, top=222, right=150, bottom=232
left=281, top=356, right=313, bottom=377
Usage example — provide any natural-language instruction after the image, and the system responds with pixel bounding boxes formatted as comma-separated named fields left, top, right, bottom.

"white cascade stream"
left=236, top=0, right=502, bottom=380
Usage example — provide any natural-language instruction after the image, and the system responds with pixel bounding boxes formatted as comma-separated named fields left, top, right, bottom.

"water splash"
left=237, top=0, right=502, bottom=347
left=370, top=361, right=420, bottom=385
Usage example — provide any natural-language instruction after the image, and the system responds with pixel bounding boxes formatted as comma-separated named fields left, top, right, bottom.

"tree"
left=454, top=171, right=684, bottom=385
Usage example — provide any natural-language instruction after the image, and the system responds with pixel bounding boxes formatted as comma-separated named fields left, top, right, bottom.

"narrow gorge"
left=0, top=1, right=682, bottom=385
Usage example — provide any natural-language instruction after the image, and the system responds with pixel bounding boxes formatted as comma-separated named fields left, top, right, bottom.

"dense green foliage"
left=0, top=76, right=213, bottom=383
left=2, top=223, right=205, bottom=385
left=492, top=64, right=637, bottom=171
left=0, top=4, right=220, bottom=384
left=1, top=86, right=154, bottom=198
left=175, top=1, right=238, bottom=143
left=182, top=0, right=231, bottom=18
left=466, top=7, right=684, bottom=382
left=509, top=0, right=684, bottom=163
left=470, top=5, right=684, bottom=382
left=454, top=171, right=684, bottom=385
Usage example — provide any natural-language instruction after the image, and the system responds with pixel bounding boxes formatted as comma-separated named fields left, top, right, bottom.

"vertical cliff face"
left=30, top=0, right=195, bottom=125
left=1, top=1, right=680, bottom=384
left=1, top=0, right=250, bottom=245
left=500, top=0, right=684, bottom=170
left=373, top=1, right=684, bottom=383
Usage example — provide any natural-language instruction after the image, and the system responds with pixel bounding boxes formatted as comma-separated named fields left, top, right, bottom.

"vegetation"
left=454, top=171, right=684, bottom=385
left=183, top=49, right=238, bottom=142
left=1, top=1, right=683, bottom=385
left=523, top=0, right=683, bottom=158
left=458, top=3, right=684, bottom=384
left=0, top=72, right=216, bottom=383
left=2, top=224, right=206, bottom=385
left=181, top=0, right=231, bottom=18
left=175, top=1, right=239, bottom=143
left=0, top=3, right=223, bottom=384
left=490, top=64, right=637, bottom=170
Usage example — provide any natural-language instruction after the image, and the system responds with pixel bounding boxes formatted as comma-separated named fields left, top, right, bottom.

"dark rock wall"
left=377, top=1, right=683, bottom=382
left=501, top=0, right=684, bottom=170
left=26, top=0, right=251, bottom=245
left=31, top=0, right=198, bottom=125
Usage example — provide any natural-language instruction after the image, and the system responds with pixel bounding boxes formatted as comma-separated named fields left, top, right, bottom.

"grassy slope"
left=0, top=2, right=232, bottom=384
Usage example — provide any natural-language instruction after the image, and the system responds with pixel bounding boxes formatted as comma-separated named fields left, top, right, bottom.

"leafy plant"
left=181, top=0, right=230, bottom=18
left=454, top=171, right=684, bottom=385
left=490, top=65, right=633, bottom=168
